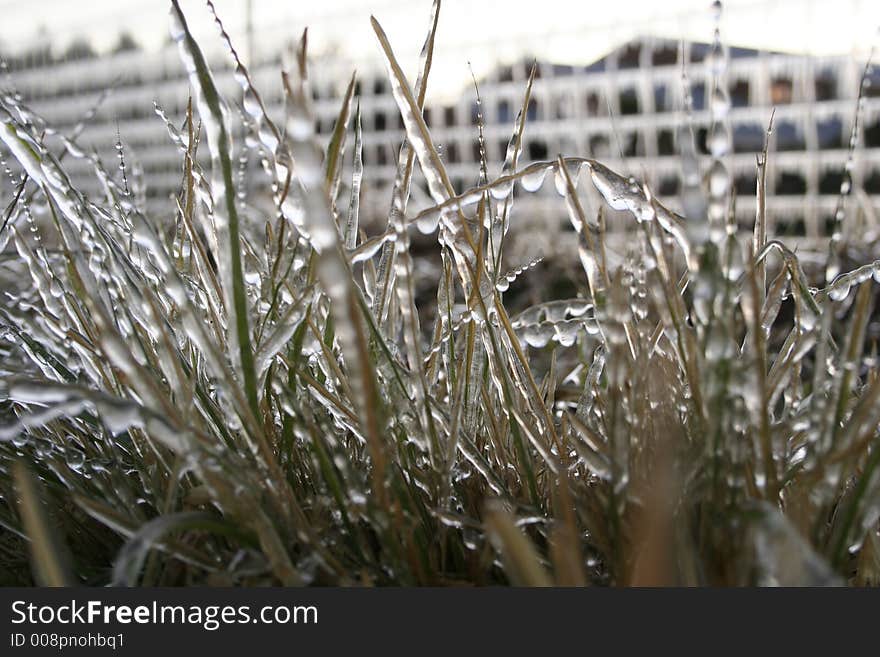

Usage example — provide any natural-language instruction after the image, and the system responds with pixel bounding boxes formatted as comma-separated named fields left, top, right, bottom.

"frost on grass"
left=0, top=1, right=878, bottom=586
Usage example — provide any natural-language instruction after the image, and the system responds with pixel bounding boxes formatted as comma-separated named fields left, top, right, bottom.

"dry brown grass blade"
left=550, top=463, right=588, bottom=586
left=13, top=461, right=74, bottom=586
left=484, top=501, right=551, bottom=586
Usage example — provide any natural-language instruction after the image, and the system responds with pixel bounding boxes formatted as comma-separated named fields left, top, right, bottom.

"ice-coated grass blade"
left=371, top=14, right=454, bottom=204
left=344, top=103, right=363, bottom=250
left=372, top=0, right=440, bottom=327
left=169, top=0, right=259, bottom=416
left=325, top=72, right=357, bottom=191
left=112, top=511, right=252, bottom=585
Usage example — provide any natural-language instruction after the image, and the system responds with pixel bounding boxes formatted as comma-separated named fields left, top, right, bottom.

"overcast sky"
left=0, top=0, right=877, bottom=100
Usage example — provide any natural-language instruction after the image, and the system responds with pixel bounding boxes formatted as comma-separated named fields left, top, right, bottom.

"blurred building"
left=3, top=34, right=880, bottom=255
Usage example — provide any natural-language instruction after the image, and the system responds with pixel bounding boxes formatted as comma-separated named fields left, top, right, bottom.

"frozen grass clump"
left=0, top=1, right=879, bottom=586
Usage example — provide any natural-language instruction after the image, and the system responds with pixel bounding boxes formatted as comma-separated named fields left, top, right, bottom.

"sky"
left=0, top=0, right=877, bottom=100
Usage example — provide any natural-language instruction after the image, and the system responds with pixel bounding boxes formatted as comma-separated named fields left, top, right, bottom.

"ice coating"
left=706, top=0, right=731, bottom=240
left=373, top=0, right=439, bottom=331
left=826, top=47, right=877, bottom=284
left=169, top=0, right=258, bottom=414
left=343, top=105, right=364, bottom=251
left=0, top=0, right=875, bottom=588
left=372, top=17, right=452, bottom=207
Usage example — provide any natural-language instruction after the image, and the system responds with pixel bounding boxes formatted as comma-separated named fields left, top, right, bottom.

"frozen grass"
left=0, top=0, right=879, bottom=586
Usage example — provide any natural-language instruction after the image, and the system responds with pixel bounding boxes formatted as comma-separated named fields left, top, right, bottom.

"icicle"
left=707, top=0, right=731, bottom=245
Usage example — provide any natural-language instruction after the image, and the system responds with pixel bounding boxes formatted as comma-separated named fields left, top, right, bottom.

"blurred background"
left=1, top=0, right=879, bottom=265
left=1, top=1, right=878, bottom=98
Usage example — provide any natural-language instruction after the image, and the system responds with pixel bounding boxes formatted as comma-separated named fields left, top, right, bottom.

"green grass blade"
left=169, top=0, right=259, bottom=416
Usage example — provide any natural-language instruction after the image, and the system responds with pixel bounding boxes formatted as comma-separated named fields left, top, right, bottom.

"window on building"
left=657, top=129, right=675, bottom=155
left=815, top=71, right=837, bottom=100
left=696, top=127, right=710, bottom=155
left=776, top=172, right=807, bottom=195
left=866, top=68, right=880, bottom=98
left=689, top=42, right=710, bottom=63
left=654, top=84, right=668, bottom=112
left=652, top=44, right=677, bottom=67
left=776, top=121, right=805, bottom=151
left=775, top=217, right=806, bottom=236
left=865, top=170, right=880, bottom=194
left=446, top=141, right=460, bottom=164
left=444, top=106, right=456, bottom=127
left=819, top=170, right=844, bottom=194
left=623, top=132, right=644, bottom=157
left=865, top=119, right=880, bottom=147
left=589, top=135, right=610, bottom=158
left=497, top=99, right=511, bottom=123
left=552, top=64, right=575, bottom=77
left=618, top=43, right=642, bottom=69
left=497, top=65, right=514, bottom=83
left=730, top=79, right=749, bottom=107
left=658, top=175, right=679, bottom=195
left=373, top=78, right=386, bottom=95
left=527, top=98, right=539, bottom=121
left=734, top=174, right=757, bottom=196
left=770, top=77, right=793, bottom=105
left=619, top=88, right=639, bottom=115
left=816, top=117, right=843, bottom=149
left=528, top=139, right=549, bottom=160
left=691, top=83, right=706, bottom=110
left=733, top=124, right=765, bottom=153
left=585, top=92, right=602, bottom=116
left=730, top=46, right=757, bottom=59
left=584, top=58, right=607, bottom=73
left=374, top=112, right=387, bottom=131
